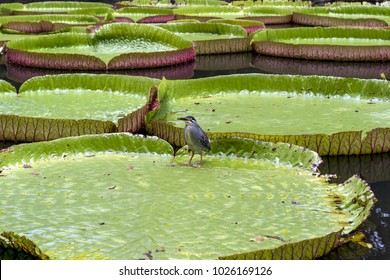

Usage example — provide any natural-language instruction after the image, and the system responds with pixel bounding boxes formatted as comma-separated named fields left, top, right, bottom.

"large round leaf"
left=146, top=74, right=390, bottom=156
left=6, top=23, right=195, bottom=70
left=251, top=27, right=390, bottom=61
left=156, top=22, right=250, bottom=54
left=0, top=74, right=160, bottom=141
left=292, top=6, right=390, bottom=27
left=10, top=1, right=112, bottom=15
left=0, top=15, right=100, bottom=34
left=0, top=133, right=375, bottom=259
left=115, top=6, right=175, bottom=23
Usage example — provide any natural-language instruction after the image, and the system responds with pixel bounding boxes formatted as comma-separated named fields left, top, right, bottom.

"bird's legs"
left=188, top=150, right=195, bottom=165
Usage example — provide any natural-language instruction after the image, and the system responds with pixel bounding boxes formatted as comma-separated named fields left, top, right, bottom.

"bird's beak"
left=178, top=117, right=189, bottom=121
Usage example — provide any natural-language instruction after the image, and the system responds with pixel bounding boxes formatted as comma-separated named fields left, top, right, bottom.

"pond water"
left=0, top=0, right=389, bottom=260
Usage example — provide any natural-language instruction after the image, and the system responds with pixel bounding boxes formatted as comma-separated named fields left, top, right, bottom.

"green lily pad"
left=146, top=74, right=390, bottom=156
left=0, top=74, right=160, bottom=141
left=10, top=1, right=112, bottom=15
left=174, top=6, right=244, bottom=21
left=115, top=7, right=175, bottom=23
left=0, top=15, right=100, bottom=26
left=0, top=15, right=99, bottom=34
left=6, top=23, right=195, bottom=70
left=117, top=0, right=223, bottom=8
left=239, top=6, right=293, bottom=24
left=207, top=19, right=266, bottom=34
left=293, top=6, right=390, bottom=27
left=251, top=27, right=390, bottom=61
left=156, top=22, right=250, bottom=54
left=0, top=134, right=375, bottom=259
left=157, top=22, right=247, bottom=41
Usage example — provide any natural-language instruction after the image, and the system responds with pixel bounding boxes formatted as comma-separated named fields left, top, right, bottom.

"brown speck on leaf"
left=127, top=166, right=134, bottom=170
left=108, top=185, right=116, bottom=190
left=291, top=201, right=300, bottom=205
left=104, top=172, right=110, bottom=176
left=225, top=120, right=232, bottom=124
left=250, top=236, right=265, bottom=242
left=23, top=164, right=32, bottom=168
left=194, top=102, right=200, bottom=105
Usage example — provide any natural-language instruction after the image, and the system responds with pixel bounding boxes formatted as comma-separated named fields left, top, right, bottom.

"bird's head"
left=177, top=116, right=197, bottom=124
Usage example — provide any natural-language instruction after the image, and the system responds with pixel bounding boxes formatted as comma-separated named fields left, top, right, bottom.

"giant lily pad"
left=146, top=74, right=390, bottom=156
left=292, top=6, right=390, bottom=27
left=174, top=5, right=293, bottom=24
left=0, top=74, right=160, bottom=142
left=208, top=18, right=266, bottom=34
left=251, top=27, right=390, bottom=62
left=0, top=15, right=100, bottom=34
left=0, top=133, right=375, bottom=259
left=116, top=0, right=223, bottom=8
left=115, top=7, right=175, bottom=23
left=156, top=22, right=250, bottom=54
left=10, top=1, right=112, bottom=15
left=174, top=6, right=244, bottom=22
left=238, top=6, right=293, bottom=24
left=6, top=23, right=195, bottom=70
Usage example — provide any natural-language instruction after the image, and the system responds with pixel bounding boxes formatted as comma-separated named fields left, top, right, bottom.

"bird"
left=177, top=116, right=211, bottom=165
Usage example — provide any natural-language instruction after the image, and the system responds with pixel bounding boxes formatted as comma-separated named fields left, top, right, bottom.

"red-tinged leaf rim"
left=0, top=14, right=100, bottom=25
left=11, top=1, right=112, bottom=15
left=292, top=6, right=390, bottom=27
left=115, top=6, right=175, bottom=23
left=157, top=22, right=250, bottom=54
left=1, top=21, right=70, bottom=34
left=6, top=23, right=195, bottom=70
left=292, top=12, right=389, bottom=28
left=251, top=27, right=390, bottom=61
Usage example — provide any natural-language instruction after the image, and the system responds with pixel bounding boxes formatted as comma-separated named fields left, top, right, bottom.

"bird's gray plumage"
left=178, top=116, right=210, bottom=164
